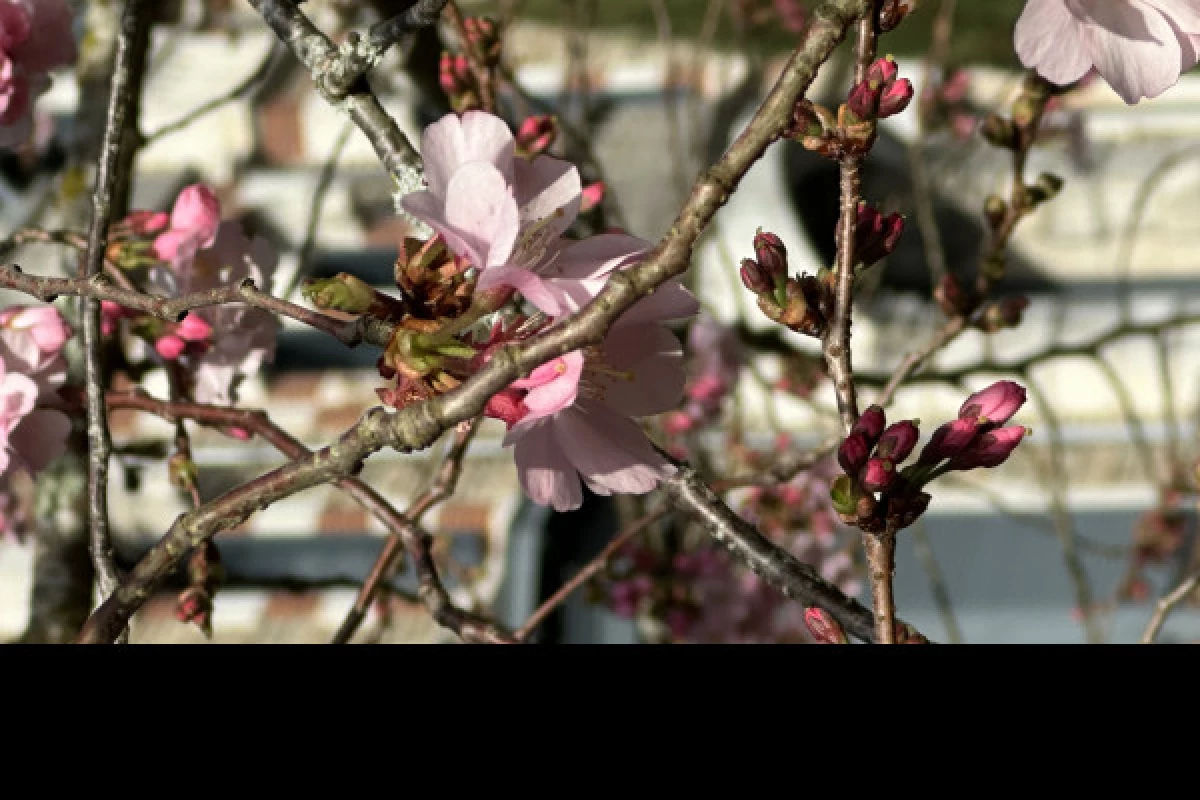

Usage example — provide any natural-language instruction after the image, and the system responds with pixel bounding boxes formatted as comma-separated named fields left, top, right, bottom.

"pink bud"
left=860, top=457, right=896, bottom=492
left=959, top=380, right=1027, bottom=426
left=580, top=181, right=606, bottom=213
left=917, top=418, right=979, bottom=465
left=846, top=80, right=880, bottom=121
left=946, top=425, right=1029, bottom=471
left=155, top=334, right=186, bottom=361
left=752, top=229, right=788, bottom=279
left=175, top=312, right=212, bottom=343
left=739, top=258, right=771, bottom=294
left=875, top=420, right=919, bottom=463
left=838, top=432, right=870, bottom=475
left=226, top=427, right=251, bottom=441
left=804, top=607, right=849, bottom=644
left=878, top=78, right=914, bottom=118
left=865, top=56, right=900, bottom=87
left=851, top=405, right=887, bottom=448
left=515, top=114, right=558, bottom=157
left=123, top=210, right=170, bottom=236
left=168, top=184, right=221, bottom=248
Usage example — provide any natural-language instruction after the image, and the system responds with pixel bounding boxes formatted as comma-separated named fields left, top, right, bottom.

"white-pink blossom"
left=502, top=320, right=687, bottom=512
left=1015, top=0, right=1200, bottom=104
left=153, top=185, right=278, bottom=406
left=401, top=112, right=695, bottom=320
left=0, top=303, right=71, bottom=477
left=0, top=0, right=77, bottom=148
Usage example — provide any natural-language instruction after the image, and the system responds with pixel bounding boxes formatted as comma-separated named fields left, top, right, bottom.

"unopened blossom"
left=0, top=0, right=77, bottom=148
left=1015, top=0, right=1200, bottom=104
left=152, top=184, right=278, bottom=406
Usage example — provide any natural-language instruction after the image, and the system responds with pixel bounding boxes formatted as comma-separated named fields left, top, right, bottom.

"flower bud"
left=935, top=273, right=973, bottom=318
left=515, top=114, right=558, bottom=158
left=959, top=380, right=1027, bottom=426
left=838, top=432, right=871, bottom=475
left=946, top=425, right=1029, bottom=470
left=846, top=80, right=879, bottom=121
left=875, top=420, right=919, bottom=463
left=303, top=272, right=377, bottom=314
left=865, top=56, right=900, bottom=89
left=580, top=181, right=606, bottom=213
left=852, top=404, right=887, bottom=448
left=155, top=334, right=186, bottom=361
left=462, top=16, right=502, bottom=66
left=804, top=607, right=849, bottom=644
left=740, top=258, right=772, bottom=294
left=878, top=78, right=914, bottom=118
left=878, top=1, right=914, bottom=33
left=753, top=229, right=788, bottom=280
left=917, top=418, right=979, bottom=466
left=175, top=312, right=212, bottom=343
left=860, top=457, right=896, bottom=492
left=855, top=203, right=905, bottom=267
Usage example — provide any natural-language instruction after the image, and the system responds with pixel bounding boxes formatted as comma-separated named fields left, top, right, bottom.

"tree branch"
left=0, top=265, right=396, bottom=349
left=79, top=0, right=152, bottom=635
left=246, top=0, right=428, bottom=191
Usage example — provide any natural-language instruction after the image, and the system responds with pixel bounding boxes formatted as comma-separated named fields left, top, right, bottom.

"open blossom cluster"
left=0, top=0, right=76, bottom=148
left=398, top=111, right=698, bottom=511
left=0, top=304, right=72, bottom=538
left=103, top=184, right=279, bottom=408
left=598, top=458, right=860, bottom=643
left=1016, top=0, right=1200, bottom=104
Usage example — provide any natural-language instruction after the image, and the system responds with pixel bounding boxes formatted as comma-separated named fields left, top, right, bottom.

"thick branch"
left=247, top=0, right=425, bottom=190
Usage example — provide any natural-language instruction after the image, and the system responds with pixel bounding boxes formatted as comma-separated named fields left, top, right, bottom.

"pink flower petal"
left=1014, top=0, right=1093, bottom=86
left=7, top=408, right=70, bottom=473
left=421, top=111, right=516, bottom=199
left=596, top=324, right=686, bottom=418
left=512, top=155, right=581, bottom=240
left=440, top=161, right=520, bottom=269
left=510, top=419, right=584, bottom=511
left=475, top=264, right=566, bottom=316
left=555, top=400, right=673, bottom=496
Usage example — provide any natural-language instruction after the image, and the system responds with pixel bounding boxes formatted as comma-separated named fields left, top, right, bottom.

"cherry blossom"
left=1015, top=0, right=1200, bottom=104
left=153, top=184, right=278, bottom=406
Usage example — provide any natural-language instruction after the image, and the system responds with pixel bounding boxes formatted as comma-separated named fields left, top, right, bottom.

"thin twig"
left=247, top=0, right=426, bottom=190
left=515, top=508, right=669, bottom=642
left=80, top=0, right=151, bottom=638
left=0, top=265, right=396, bottom=349
left=1141, top=571, right=1200, bottom=644
left=330, top=417, right=481, bottom=645
left=102, top=391, right=511, bottom=643
left=142, top=43, right=282, bottom=144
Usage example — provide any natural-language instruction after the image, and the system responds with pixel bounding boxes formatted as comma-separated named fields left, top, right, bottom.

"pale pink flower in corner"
left=0, top=303, right=69, bottom=393
left=0, top=0, right=77, bottom=148
left=1015, top=0, right=1200, bottom=104
left=500, top=321, right=687, bottom=512
left=0, top=354, right=68, bottom=476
